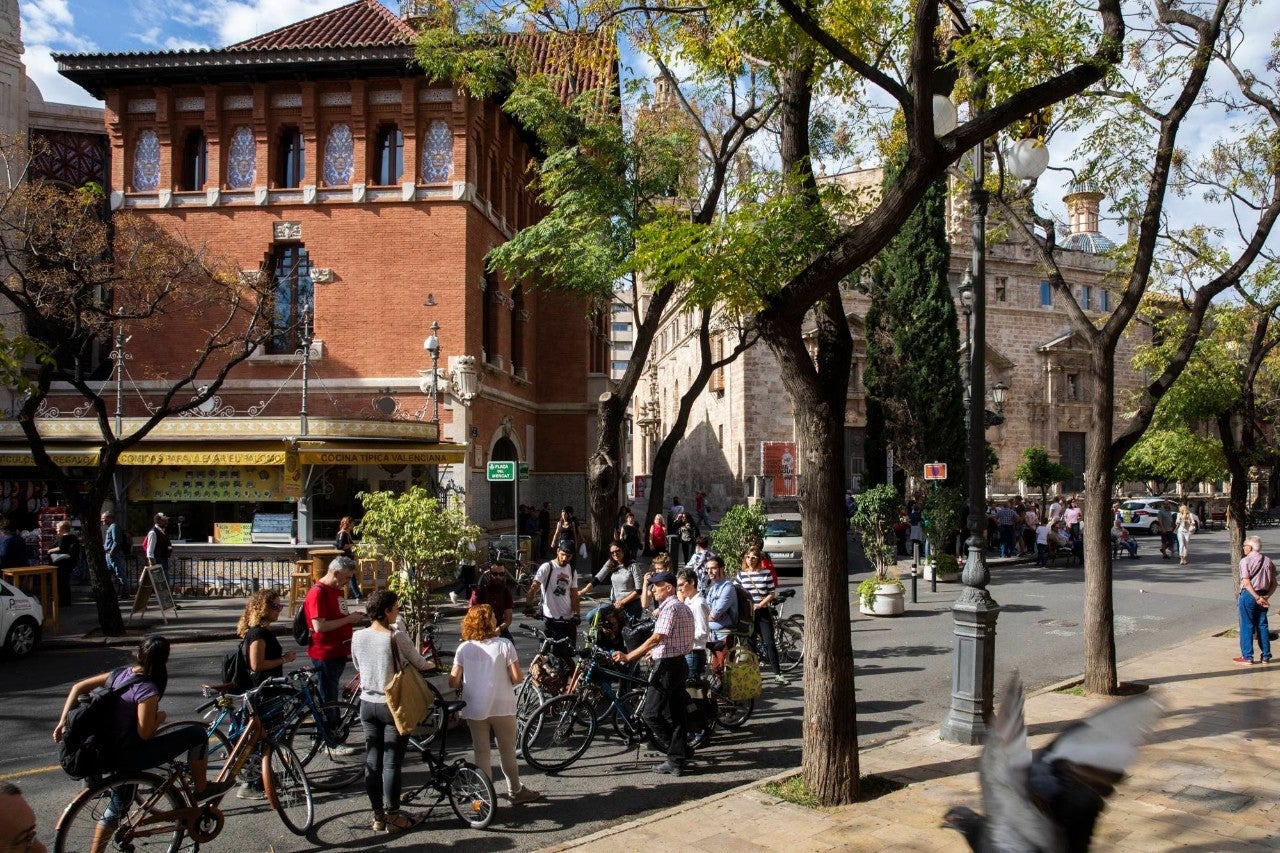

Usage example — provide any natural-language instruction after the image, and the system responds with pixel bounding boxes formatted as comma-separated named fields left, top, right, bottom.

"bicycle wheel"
left=447, top=761, right=497, bottom=829
left=520, top=694, right=596, bottom=772
left=611, top=687, right=650, bottom=744
left=515, top=679, right=544, bottom=726
left=715, top=695, right=754, bottom=729
left=776, top=618, right=804, bottom=673
left=263, top=742, right=314, bottom=835
left=407, top=679, right=447, bottom=750
left=284, top=700, right=365, bottom=791
left=55, top=771, right=186, bottom=853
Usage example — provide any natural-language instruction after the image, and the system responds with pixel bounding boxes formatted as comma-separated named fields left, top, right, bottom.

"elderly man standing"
left=613, top=569, right=694, bottom=777
left=304, top=556, right=367, bottom=710
left=101, top=511, right=129, bottom=595
left=1235, top=536, right=1274, bottom=665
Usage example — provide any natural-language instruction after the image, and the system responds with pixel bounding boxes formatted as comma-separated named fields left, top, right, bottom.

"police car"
left=1, top=578, right=43, bottom=657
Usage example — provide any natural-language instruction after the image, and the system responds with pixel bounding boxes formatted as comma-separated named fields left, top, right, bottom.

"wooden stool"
left=288, top=566, right=312, bottom=617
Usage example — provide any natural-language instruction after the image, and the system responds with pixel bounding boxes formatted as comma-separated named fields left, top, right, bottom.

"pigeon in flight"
left=942, top=673, right=1158, bottom=852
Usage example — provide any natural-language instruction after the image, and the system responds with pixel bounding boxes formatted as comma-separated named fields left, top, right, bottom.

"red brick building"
left=40, top=0, right=616, bottom=543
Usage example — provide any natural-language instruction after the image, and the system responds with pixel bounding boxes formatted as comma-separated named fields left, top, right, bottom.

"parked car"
left=1119, top=498, right=1178, bottom=535
left=1, top=578, right=43, bottom=657
left=762, top=513, right=804, bottom=571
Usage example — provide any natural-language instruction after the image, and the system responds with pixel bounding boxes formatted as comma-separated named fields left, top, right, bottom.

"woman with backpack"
left=52, top=635, right=233, bottom=812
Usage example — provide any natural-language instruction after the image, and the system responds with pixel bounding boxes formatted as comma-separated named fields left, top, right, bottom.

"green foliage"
left=355, top=486, right=482, bottom=643
left=922, top=486, right=964, bottom=564
left=414, top=26, right=512, bottom=100
left=863, top=155, right=967, bottom=487
left=1115, top=426, right=1227, bottom=489
left=711, top=502, right=766, bottom=577
left=1014, top=446, right=1075, bottom=507
left=857, top=576, right=904, bottom=609
left=850, top=483, right=899, bottom=579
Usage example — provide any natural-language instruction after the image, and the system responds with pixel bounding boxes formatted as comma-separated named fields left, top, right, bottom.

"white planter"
left=859, top=582, right=905, bottom=616
left=922, top=561, right=961, bottom=582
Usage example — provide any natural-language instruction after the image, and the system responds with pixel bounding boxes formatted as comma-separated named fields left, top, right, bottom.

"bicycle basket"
left=531, top=654, right=572, bottom=695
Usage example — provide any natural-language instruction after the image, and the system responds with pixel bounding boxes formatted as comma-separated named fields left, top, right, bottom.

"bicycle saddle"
left=442, top=699, right=467, bottom=715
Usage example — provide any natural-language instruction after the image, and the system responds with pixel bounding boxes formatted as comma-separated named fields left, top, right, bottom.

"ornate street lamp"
left=423, top=321, right=441, bottom=425
left=298, top=301, right=313, bottom=437
left=940, top=115, right=1049, bottom=745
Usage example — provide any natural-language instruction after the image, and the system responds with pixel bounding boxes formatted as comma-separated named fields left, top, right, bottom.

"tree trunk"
left=70, top=485, right=125, bottom=636
left=588, top=391, right=625, bottom=568
left=1219, top=411, right=1248, bottom=593
left=759, top=288, right=858, bottom=805
left=1083, top=351, right=1118, bottom=695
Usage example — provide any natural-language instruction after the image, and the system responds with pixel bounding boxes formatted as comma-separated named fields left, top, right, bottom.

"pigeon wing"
left=981, top=673, right=1064, bottom=852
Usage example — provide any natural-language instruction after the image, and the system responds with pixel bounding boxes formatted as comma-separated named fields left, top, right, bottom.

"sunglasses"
left=271, top=602, right=284, bottom=611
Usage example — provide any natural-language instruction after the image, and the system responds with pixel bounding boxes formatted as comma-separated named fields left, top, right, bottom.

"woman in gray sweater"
left=350, top=589, right=433, bottom=833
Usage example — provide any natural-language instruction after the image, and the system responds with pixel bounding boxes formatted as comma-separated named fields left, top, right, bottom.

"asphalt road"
left=0, top=526, right=1250, bottom=851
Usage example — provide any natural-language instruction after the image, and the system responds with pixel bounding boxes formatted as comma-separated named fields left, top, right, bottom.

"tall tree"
left=0, top=138, right=274, bottom=634
left=864, top=151, right=966, bottom=489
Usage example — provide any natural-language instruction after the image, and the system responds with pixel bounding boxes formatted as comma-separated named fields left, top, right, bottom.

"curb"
left=535, top=623, right=1236, bottom=852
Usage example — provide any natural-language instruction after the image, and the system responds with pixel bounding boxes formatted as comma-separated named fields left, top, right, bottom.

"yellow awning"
left=0, top=448, right=99, bottom=467
left=298, top=442, right=467, bottom=466
left=118, top=442, right=289, bottom=466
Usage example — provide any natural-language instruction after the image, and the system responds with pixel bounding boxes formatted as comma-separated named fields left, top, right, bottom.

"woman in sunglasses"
left=238, top=589, right=296, bottom=686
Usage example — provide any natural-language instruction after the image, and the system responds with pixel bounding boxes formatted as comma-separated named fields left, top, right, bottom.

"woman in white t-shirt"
left=449, top=605, right=541, bottom=805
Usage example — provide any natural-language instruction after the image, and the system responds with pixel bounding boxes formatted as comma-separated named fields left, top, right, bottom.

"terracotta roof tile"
left=500, top=30, right=618, bottom=107
left=226, top=0, right=416, bottom=52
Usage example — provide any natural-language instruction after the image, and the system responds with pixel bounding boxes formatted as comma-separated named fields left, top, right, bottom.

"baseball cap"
left=649, top=571, right=677, bottom=587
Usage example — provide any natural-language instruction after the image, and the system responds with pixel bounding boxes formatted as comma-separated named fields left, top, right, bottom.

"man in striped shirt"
left=612, top=570, right=694, bottom=776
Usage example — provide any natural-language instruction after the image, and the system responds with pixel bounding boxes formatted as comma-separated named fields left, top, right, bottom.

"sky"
left=19, top=0, right=1280, bottom=257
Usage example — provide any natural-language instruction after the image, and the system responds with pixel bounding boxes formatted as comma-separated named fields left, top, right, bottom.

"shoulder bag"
left=384, top=632, right=435, bottom=736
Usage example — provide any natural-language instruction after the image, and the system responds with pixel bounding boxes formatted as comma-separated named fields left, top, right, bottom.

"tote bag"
left=385, top=633, right=435, bottom=736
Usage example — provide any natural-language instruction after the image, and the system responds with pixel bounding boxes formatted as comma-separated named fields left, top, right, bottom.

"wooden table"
left=2, top=564, right=59, bottom=634
left=288, top=565, right=312, bottom=617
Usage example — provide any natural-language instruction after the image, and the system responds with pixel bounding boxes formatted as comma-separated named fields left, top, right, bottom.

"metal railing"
left=119, top=555, right=299, bottom=596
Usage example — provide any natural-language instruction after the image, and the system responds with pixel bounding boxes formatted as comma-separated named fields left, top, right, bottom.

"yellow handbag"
left=721, top=645, right=762, bottom=701
left=385, top=633, right=435, bottom=736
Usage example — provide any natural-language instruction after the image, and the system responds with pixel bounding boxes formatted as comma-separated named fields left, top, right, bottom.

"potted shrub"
left=922, top=486, right=964, bottom=582
left=851, top=484, right=905, bottom=616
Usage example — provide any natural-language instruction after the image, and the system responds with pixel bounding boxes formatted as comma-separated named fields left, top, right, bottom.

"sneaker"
left=448, top=591, right=460, bottom=605
left=1232, top=656, right=1255, bottom=666
left=1261, top=657, right=1272, bottom=664
left=371, top=813, right=386, bottom=832
left=508, top=786, right=542, bottom=804
left=653, top=760, right=684, bottom=777
left=235, top=782, right=266, bottom=800
left=331, top=744, right=363, bottom=757
left=773, top=674, right=789, bottom=686
left=195, top=779, right=236, bottom=803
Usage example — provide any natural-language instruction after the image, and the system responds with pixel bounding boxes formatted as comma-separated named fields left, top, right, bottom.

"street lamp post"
left=298, top=301, right=313, bottom=437
left=423, top=321, right=441, bottom=425
left=939, top=123, right=1049, bottom=744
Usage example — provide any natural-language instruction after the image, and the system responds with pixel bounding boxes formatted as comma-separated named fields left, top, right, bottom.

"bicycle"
left=702, top=633, right=757, bottom=729
left=401, top=694, right=497, bottom=829
left=55, top=678, right=314, bottom=851
left=521, top=646, right=709, bottom=772
left=339, top=626, right=455, bottom=749
left=513, top=623, right=575, bottom=739
left=202, top=668, right=364, bottom=793
left=770, top=589, right=804, bottom=674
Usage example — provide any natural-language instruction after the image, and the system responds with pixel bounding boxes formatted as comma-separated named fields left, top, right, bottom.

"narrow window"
left=482, top=272, right=497, bottom=363
left=374, top=125, right=403, bottom=185
left=994, top=276, right=1007, bottom=303
left=180, top=129, right=207, bottom=191
left=1100, top=289, right=1110, bottom=311
left=1040, top=281, right=1052, bottom=307
left=1081, top=285, right=1092, bottom=310
left=277, top=127, right=305, bottom=188
left=266, top=245, right=313, bottom=355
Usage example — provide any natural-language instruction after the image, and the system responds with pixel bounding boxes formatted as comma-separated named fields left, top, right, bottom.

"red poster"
left=761, top=441, right=799, bottom=497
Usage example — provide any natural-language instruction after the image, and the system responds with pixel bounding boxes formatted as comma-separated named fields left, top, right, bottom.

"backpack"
left=732, top=582, right=755, bottom=635
left=221, top=640, right=253, bottom=691
left=1252, top=556, right=1277, bottom=597
left=59, top=666, right=144, bottom=779
left=293, top=600, right=312, bottom=647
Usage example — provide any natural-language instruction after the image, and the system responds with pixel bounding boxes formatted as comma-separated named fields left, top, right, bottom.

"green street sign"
left=487, top=461, right=516, bottom=482
left=518, top=462, right=530, bottom=481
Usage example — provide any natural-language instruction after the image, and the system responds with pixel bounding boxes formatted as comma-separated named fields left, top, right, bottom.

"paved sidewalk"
left=541, top=630, right=1279, bottom=852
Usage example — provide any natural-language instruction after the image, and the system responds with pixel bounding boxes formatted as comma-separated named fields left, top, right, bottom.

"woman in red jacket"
left=648, top=514, right=668, bottom=559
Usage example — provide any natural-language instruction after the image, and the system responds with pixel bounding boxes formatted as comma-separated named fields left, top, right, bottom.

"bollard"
left=910, top=563, right=918, bottom=603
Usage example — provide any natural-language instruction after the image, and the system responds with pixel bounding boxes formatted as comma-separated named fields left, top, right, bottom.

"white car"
left=1, top=578, right=43, bottom=657
left=763, top=513, right=804, bottom=571
left=1119, top=498, right=1178, bottom=535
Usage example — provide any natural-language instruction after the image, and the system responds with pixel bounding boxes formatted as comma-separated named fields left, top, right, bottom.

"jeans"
left=1035, top=543, right=1047, bottom=566
left=642, top=656, right=690, bottom=763
left=106, top=554, right=129, bottom=594
left=751, top=608, right=781, bottom=675
left=1238, top=590, right=1272, bottom=662
left=999, top=525, right=1015, bottom=557
left=313, top=657, right=348, bottom=724
left=360, top=700, right=409, bottom=814
left=684, top=648, right=706, bottom=682
left=105, top=724, right=209, bottom=824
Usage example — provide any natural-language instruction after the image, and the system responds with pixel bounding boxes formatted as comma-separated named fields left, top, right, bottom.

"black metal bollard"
left=910, top=563, right=919, bottom=603
left=912, top=541, right=921, bottom=602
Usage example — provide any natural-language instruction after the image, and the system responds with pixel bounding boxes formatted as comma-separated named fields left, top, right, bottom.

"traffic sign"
left=518, top=462, right=530, bottom=481
left=487, top=461, right=516, bottom=482
left=923, top=462, right=948, bottom=481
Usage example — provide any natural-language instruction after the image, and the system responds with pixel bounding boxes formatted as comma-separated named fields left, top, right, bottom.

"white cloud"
left=182, top=0, right=357, bottom=47
left=20, top=0, right=100, bottom=107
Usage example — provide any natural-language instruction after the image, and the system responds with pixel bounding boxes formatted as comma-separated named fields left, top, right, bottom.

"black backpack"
left=732, top=582, right=755, bottom=635
left=59, top=666, right=143, bottom=779
left=293, top=603, right=312, bottom=647
left=221, top=640, right=253, bottom=690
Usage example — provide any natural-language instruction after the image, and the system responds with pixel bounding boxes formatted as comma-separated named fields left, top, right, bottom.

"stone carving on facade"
left=320, top=91, right=352, bottom=107
left=419, top=88, right=453, bottom=103
left=369, top=89, right=401, bottom=105
left=273, top=221, right=302, bottom=241
left=175, top=96, right=205, bottom=112
left=206, top=187, right=220, bottom=206
left=226, top=126, right=256, bottom=188
left=223, top=95, right=253, bottom=110
left=271, top=93, right=302, bottom=109
left=351, top=183, right=366, bottom=203
left=311, top=268, right=334, bottom=284
left=127, top=98, right=156, bottom=114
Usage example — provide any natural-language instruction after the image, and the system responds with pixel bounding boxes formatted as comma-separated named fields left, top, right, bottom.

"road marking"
left=0, top=764, right=60, bottom=781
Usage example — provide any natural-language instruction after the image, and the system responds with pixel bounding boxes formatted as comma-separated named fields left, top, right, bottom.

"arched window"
left=374, top=125, right=403, bottom=185
left=482, top=271, right=499, bottom=364
left=265, top=244, right=313, bottom=354
left=180, top=129, right=207, bottom=191
left=132, top=130, right=160, bottom=192
left=277, top=127, right=305, bottom=188
left=489, top=437, right=517, bottom=521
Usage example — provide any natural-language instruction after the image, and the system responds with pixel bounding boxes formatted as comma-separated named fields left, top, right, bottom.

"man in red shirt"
left=304, top=556, right=366, bottom=711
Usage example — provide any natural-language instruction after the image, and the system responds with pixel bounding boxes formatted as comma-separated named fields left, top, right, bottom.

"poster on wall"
left=130, top=466, right=284, bottom=502
left=633, top=475, right=649, bottom=502
left=761, top=441, right=799, bottom=497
